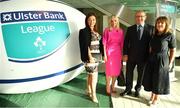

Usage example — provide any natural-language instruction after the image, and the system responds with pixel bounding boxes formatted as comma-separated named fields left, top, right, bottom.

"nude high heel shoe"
left=150, top=99, right=159, bottom=107
left=91, top=93, right=98, bottom=103
left=92, top=96, right=98, bottom=103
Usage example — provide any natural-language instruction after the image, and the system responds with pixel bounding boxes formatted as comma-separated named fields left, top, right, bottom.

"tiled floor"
left=111, top=59, right=180, bottom=108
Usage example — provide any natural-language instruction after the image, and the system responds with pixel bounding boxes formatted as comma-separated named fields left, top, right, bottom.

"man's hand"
left=123, top=55, right=128, bottom=62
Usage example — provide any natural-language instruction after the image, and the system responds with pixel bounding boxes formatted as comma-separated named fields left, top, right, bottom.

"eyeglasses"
left=136, top=16, right=146, bottom=18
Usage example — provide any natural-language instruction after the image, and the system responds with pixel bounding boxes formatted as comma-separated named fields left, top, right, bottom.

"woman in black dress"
left=143, top=16, right=176, bottom=106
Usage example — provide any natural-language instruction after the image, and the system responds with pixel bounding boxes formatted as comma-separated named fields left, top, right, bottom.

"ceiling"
left=55, top=0, right=180, bottom=13
left=1, top=0, right=179, bottom=13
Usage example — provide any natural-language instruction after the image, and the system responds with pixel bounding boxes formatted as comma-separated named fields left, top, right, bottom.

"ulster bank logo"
left=1, top=11, right=66, bottom=23
left=1, top=11, right=70, bottom=62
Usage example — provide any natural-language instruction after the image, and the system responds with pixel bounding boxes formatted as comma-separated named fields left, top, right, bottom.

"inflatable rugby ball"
left=0, top=0, right=85, bottom=94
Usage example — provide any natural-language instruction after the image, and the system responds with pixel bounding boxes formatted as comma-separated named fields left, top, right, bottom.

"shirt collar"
left=137, top=24, right=145, bottom=28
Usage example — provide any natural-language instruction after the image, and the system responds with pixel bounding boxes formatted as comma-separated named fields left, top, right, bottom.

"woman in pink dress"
left=103, top=16, right=124, bottom=95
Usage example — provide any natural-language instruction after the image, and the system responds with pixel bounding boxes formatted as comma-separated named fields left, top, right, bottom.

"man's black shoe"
left=134, top=91, right=140, bottom=97
left=120, top=90, right=132, bottom=96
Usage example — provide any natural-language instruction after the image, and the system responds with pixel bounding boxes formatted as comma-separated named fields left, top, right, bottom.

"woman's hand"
left=169, top=63, right=173, bottom=71
left=104, top=55, right=107, bottom=62
left=89, top=57, right=96, bottom=63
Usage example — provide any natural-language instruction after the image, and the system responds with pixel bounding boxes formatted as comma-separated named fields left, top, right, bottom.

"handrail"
left=81, top=0, right=131, bottom=27
left=176, top=28, right=180, bottom=32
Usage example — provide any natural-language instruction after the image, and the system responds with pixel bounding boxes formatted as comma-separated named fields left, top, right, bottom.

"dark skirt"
left=143, top=53, right=170, bottom=94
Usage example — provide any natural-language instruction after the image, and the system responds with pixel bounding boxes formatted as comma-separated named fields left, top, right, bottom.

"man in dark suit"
left=120, top=10, right=154, bottom=97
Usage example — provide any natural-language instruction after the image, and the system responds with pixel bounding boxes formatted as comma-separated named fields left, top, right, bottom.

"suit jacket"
left=79, top=27, right=91, bottom=62
left=123, top=24, right=154, bottom=63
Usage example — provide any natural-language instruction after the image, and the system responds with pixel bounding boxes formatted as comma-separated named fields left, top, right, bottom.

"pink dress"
left=103, top=28, right=124, bottom=76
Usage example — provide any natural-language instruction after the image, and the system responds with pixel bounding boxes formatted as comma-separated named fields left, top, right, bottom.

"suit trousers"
left=125, top=61, right=145, bottom=92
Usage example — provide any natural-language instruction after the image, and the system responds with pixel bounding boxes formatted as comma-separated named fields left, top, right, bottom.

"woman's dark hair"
left=155, top=16, right=170, bottom=34
left=85, top=12, right=97, bottom=32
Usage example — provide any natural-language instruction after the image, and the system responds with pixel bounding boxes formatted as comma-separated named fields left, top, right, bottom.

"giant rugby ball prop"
left=0, top=0, right=85, bottom=94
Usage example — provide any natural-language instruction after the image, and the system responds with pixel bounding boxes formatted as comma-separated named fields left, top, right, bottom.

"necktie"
left=137, top=25, right=142, bottom=40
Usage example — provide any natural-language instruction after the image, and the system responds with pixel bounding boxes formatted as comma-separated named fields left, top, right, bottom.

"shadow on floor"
left=0, top=96, right=20, bottom=107
left=53, top=72, right=113, bottom=107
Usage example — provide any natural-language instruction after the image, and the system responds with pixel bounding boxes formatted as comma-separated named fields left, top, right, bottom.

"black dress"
left=143, top=32, right=176, bottom=94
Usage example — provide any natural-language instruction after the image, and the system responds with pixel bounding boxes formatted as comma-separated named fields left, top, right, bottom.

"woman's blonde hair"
left=109, top=15, right=120, bottom=31
left=155, top=16, right=170, bottom=34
